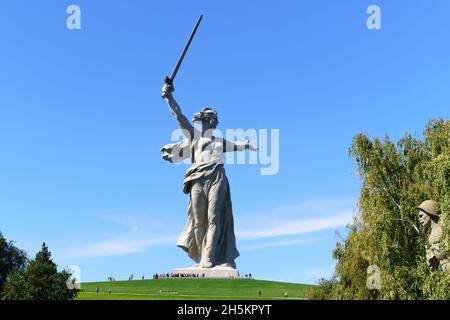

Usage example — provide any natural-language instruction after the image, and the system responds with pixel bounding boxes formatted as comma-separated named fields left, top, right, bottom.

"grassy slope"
left=78, top=279, right=313, bottom=300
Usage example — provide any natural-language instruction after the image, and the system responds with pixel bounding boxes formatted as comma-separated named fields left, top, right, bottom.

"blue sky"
left=1, top=0, right=449, bottom=284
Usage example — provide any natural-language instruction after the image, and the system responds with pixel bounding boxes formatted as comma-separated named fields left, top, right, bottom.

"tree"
left=308, top=119, right=450, bottom=299
left=3, top=243, right=79, bottom=300
left=0, top=232, right=27, bottom=296
left=1, top=269, right=31, bottom=300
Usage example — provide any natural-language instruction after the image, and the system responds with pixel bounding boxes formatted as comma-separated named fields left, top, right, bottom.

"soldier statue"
left=418, top=200, right=449, bottom=273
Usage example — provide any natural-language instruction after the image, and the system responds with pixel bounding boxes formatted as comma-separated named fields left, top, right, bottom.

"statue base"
left=171, top=266, right=239, bottom=279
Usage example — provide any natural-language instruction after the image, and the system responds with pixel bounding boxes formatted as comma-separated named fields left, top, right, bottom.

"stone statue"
left=160, top=81, right=256, bottom=271
left=418, top=200, right=449, bottom=273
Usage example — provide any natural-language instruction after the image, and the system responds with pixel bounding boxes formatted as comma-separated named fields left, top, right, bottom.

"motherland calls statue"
left=160, top=81, right=256, bottom=273
left=418, top=200, right=449, bottom=273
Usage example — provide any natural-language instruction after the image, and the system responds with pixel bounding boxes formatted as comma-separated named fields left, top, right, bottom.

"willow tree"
left=308, top=119, right=450, bottom=300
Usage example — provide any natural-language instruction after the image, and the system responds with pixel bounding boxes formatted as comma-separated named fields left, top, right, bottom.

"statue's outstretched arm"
left=223, top=139, right=258, bottom=153
left=162, top=83, right=195, bottom=139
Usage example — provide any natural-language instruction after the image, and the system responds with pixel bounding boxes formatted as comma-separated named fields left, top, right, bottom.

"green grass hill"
left=78, top=278, right=313, bottom=300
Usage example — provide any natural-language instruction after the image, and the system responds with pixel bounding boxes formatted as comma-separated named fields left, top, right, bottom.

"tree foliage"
left=0, top=232, right=27, bottom=296
left=307, top=119, right=450, bottom=300
left=2, top=243, right=79, bottom=300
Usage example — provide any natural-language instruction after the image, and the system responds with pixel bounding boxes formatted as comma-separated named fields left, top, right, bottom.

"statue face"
left=210, top=117, right=218, bottom=129
left=203, top=117, right=218, bottom=130
left=418, top=210, right=431, bottom=228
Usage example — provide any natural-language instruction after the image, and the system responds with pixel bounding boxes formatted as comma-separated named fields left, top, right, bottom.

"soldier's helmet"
left=418, top=200, right=439, bottom=217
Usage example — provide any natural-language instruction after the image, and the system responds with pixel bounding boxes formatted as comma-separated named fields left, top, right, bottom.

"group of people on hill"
left=106, top=272, right=254, bottom=281
left=151, top=272, right=254, bottom=279
left=127, top=274, right=145, bottom=281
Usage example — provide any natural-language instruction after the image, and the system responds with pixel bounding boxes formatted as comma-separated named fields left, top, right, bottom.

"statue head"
left=192, top=107, right=219, bottom=130
left=418, top=200, right=440, bottom=228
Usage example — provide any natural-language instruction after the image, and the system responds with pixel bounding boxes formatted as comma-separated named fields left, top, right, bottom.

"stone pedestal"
left=171, top=266, right=239, bottom=279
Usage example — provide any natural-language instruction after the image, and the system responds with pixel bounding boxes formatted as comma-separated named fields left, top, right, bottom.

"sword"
left=164, top=15, right=203, bottom=86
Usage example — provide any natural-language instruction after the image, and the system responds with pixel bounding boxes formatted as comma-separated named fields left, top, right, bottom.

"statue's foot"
left=218, top=262, right=236, bottom=269
left=191, top=263, right=200, bottom=268
left=201, top=261, right=214, bottom=269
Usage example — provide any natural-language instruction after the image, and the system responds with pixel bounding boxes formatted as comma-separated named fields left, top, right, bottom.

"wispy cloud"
left=239, top=238, right=320, bottom=251
left=59, top=235, right=176, bottom=260
left=266, top=197, right=356, bottom=215
left=237, top=211, right=352, bottom=240
left=241, top=197, right=355, bottom=219
left=95, top=213, right=172, bottom=229
left=59, top=197, right=355, bottom=260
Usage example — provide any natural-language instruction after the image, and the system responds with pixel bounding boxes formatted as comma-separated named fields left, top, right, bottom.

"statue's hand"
left=246, top=139, right=258, bottom=152
left=161, top=82, right=174, bottom=99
